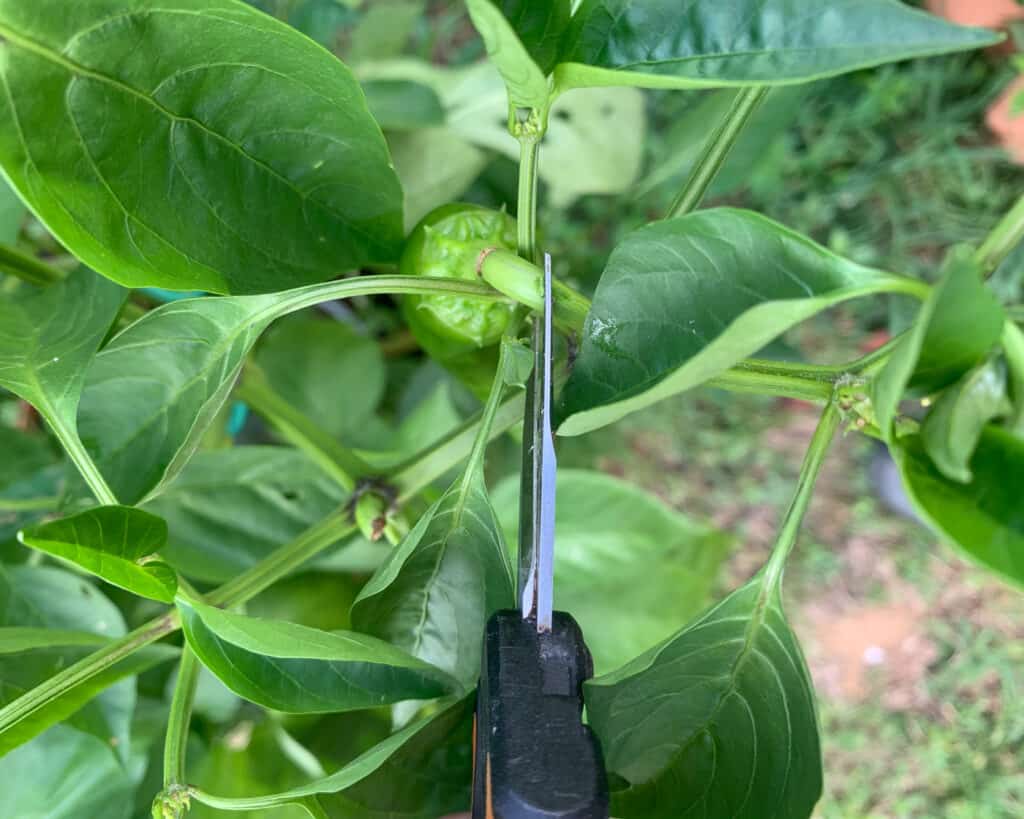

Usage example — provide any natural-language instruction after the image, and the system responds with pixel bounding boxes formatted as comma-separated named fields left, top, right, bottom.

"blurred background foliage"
left=2, top=1, right=1023, bottom=817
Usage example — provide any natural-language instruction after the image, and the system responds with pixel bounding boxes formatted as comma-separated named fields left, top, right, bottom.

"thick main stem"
left=668, top=85, right=768, bottom=218
left=517, top=137, right=541, bottom=262
left=162, top=647, right=200, bottom=788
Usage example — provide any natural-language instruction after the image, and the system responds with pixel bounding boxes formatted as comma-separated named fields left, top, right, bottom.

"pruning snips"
left=471, top=255, right=609, bottom=819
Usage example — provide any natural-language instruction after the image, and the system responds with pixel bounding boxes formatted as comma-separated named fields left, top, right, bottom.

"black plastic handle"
left=471, top=610, right=609, bottom=819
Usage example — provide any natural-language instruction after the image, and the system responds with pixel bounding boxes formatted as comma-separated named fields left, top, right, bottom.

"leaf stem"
left=44, top=411, right=118, bottom=506
left=162, top=647, right=200, bottom=788
left=0, top=243, right=65, bottom=285
left=763, top=400, right=841, bottom=590
left=706, top=359, right=839, bottom=402
left=266, top=275, right=508, bottom=323
left=976, top=192, right=1024, bottom=276
left=235, top=366, right=380, bottom=492
left=668, top=86, right=768, bottom=218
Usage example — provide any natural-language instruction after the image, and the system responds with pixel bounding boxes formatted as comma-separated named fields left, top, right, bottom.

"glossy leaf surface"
left=585, top=573, right=821, bottom=819
left=351, top=469, right=514, bottom=688
left=492, top=469, right=729, bottom=674
left=0, top=724, right=135, bottom=818
left=921, top=359, right=1010, bottom=483
left=556, top=0, right=998, bottom=91
left=193, top=696, right=473, bottom=818
left=496, top=0, right=571, bottom=75
left=18, top=505, right=176, bottom=602
left=557, top=209, right=921, bottom=436
left=0, top=269, right=123, bottom=446
left=144, top=447, right=347, bottom=582
left=179, top=599, right=457, bottom=713
left=0, top=0, right=403, bottom=294
left=894, top=429, right=1024, bottom=586
left=466, top=0, right=549, bottom=111
left=78, top=294, right=275, bottom=505
left=871, top=253, right=1004, bottom=438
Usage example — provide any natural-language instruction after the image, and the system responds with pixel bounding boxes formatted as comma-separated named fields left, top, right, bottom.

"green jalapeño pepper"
left=401, top=204, right=517, bottom=393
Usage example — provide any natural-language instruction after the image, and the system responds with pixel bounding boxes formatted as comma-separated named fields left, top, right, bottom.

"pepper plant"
left=0, top=1, right=1021, bottom=817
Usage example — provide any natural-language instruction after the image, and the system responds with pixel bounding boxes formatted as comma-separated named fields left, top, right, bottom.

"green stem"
left=264, top=275, right=508, bottom=325
left=0, top=611, right=179, bottom=739
left=668, top=86, right=768, bottom=218
left=0, top=243, right=64, bottom=285
left=478, top=248, right=591, bottom=334
left=162, top=647, right=200, bottom=788
left=207, top=509, right=354, bottom=608
left=763, top=400, right=841, bottom=590
left=392, top=392, right=525, bottom=503
left=975, top=192, right=1024, bottom=276
left=517, top=137, right=541, bottom=262
left=44, top=411, right=118, bottom=506
left=235, top=366, right=380, bottom=492
left=0, top=496, right=59, bottom=511
left=0, top=511, right=354, bottom=742
left=706, top=359, right=839, bottom=402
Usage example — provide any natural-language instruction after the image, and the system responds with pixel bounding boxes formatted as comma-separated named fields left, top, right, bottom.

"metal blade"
left=518, top=253, right=556, bottom=632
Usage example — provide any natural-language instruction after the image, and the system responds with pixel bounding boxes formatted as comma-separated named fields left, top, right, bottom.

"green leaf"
left=256, top=317, right=386, bottom=444
left=0, top=0, right=403, bottom=294
left=557, top=208, right=923, bottom=436
left=584, top=572, right=822, bottom=819
left=0, top=564, right=178, bottom=756
left=871, top=252, right=1005, bottom=439
left=466, top=0, right=550, bottom=112
left=0, top=269, right=124, bottom=476
left=178, top=598, right=457, bottom=713
left=351, top=468, right=514, bottom=687
left=893, top=429, right=1024, bottom=587
left=635, top=86, right=807, bottom=200
left=541, top=85, right=646, bottom=208
left=0, top=724, right=135, bottom=819
left=494, top=0, right=572, bottom=75
left=921, top=359, right=1011, bottom=483
left=492, top=469, right=730, bottom=675
left=555, top=0, right=999, bottom=92
left=363, top=79, right=444, bottom=131
left=389, top=127, right=488, bottom=231
left=0, top=176, right=25, bottom=245
left=192, top=695, right=473, bottom=818
left=77, top=294, right=276, bottom=505
left=345, top=0, right=422, bottom=62
left=18, top=505, right=176, bottom=602
left=143, top=446, right=351, bottom=583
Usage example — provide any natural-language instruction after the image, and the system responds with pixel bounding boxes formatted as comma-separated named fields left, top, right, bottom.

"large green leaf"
left=557, top=208, right=923, bottom=436
left=492, top=469, right=729, bottom=675
left=495, top=0, right=571, bottom=75
left=584, top=572, right=821, bottom=819
left=0, top=0, right=403, bottom=294
left=18, top=505, right=176, bottom=602
left=893, top=429, right=1024, bottom=587
left=351, top=469, right=514, bottom=688
left=0, top=564, right=178, bottom=756
left=920, top=359, right=1011, bottom=483
left=77, top=293, right=276, bottom=505
left=871, top=252, right=1005, bottom=439
left=144, top=446, right=351, bottom=583
left=466, top=0, right=549, bottom=111
left=555, top=0, right=998, bottom=92
left=0, top=724, right=135, bottom=818
left=191, top=696, right=473, bottom=819
left=178, top=599, right=457, bottom=713
left=0, top=268, right=124, bottom=468
left=256, top=317, right=386, bottom=443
